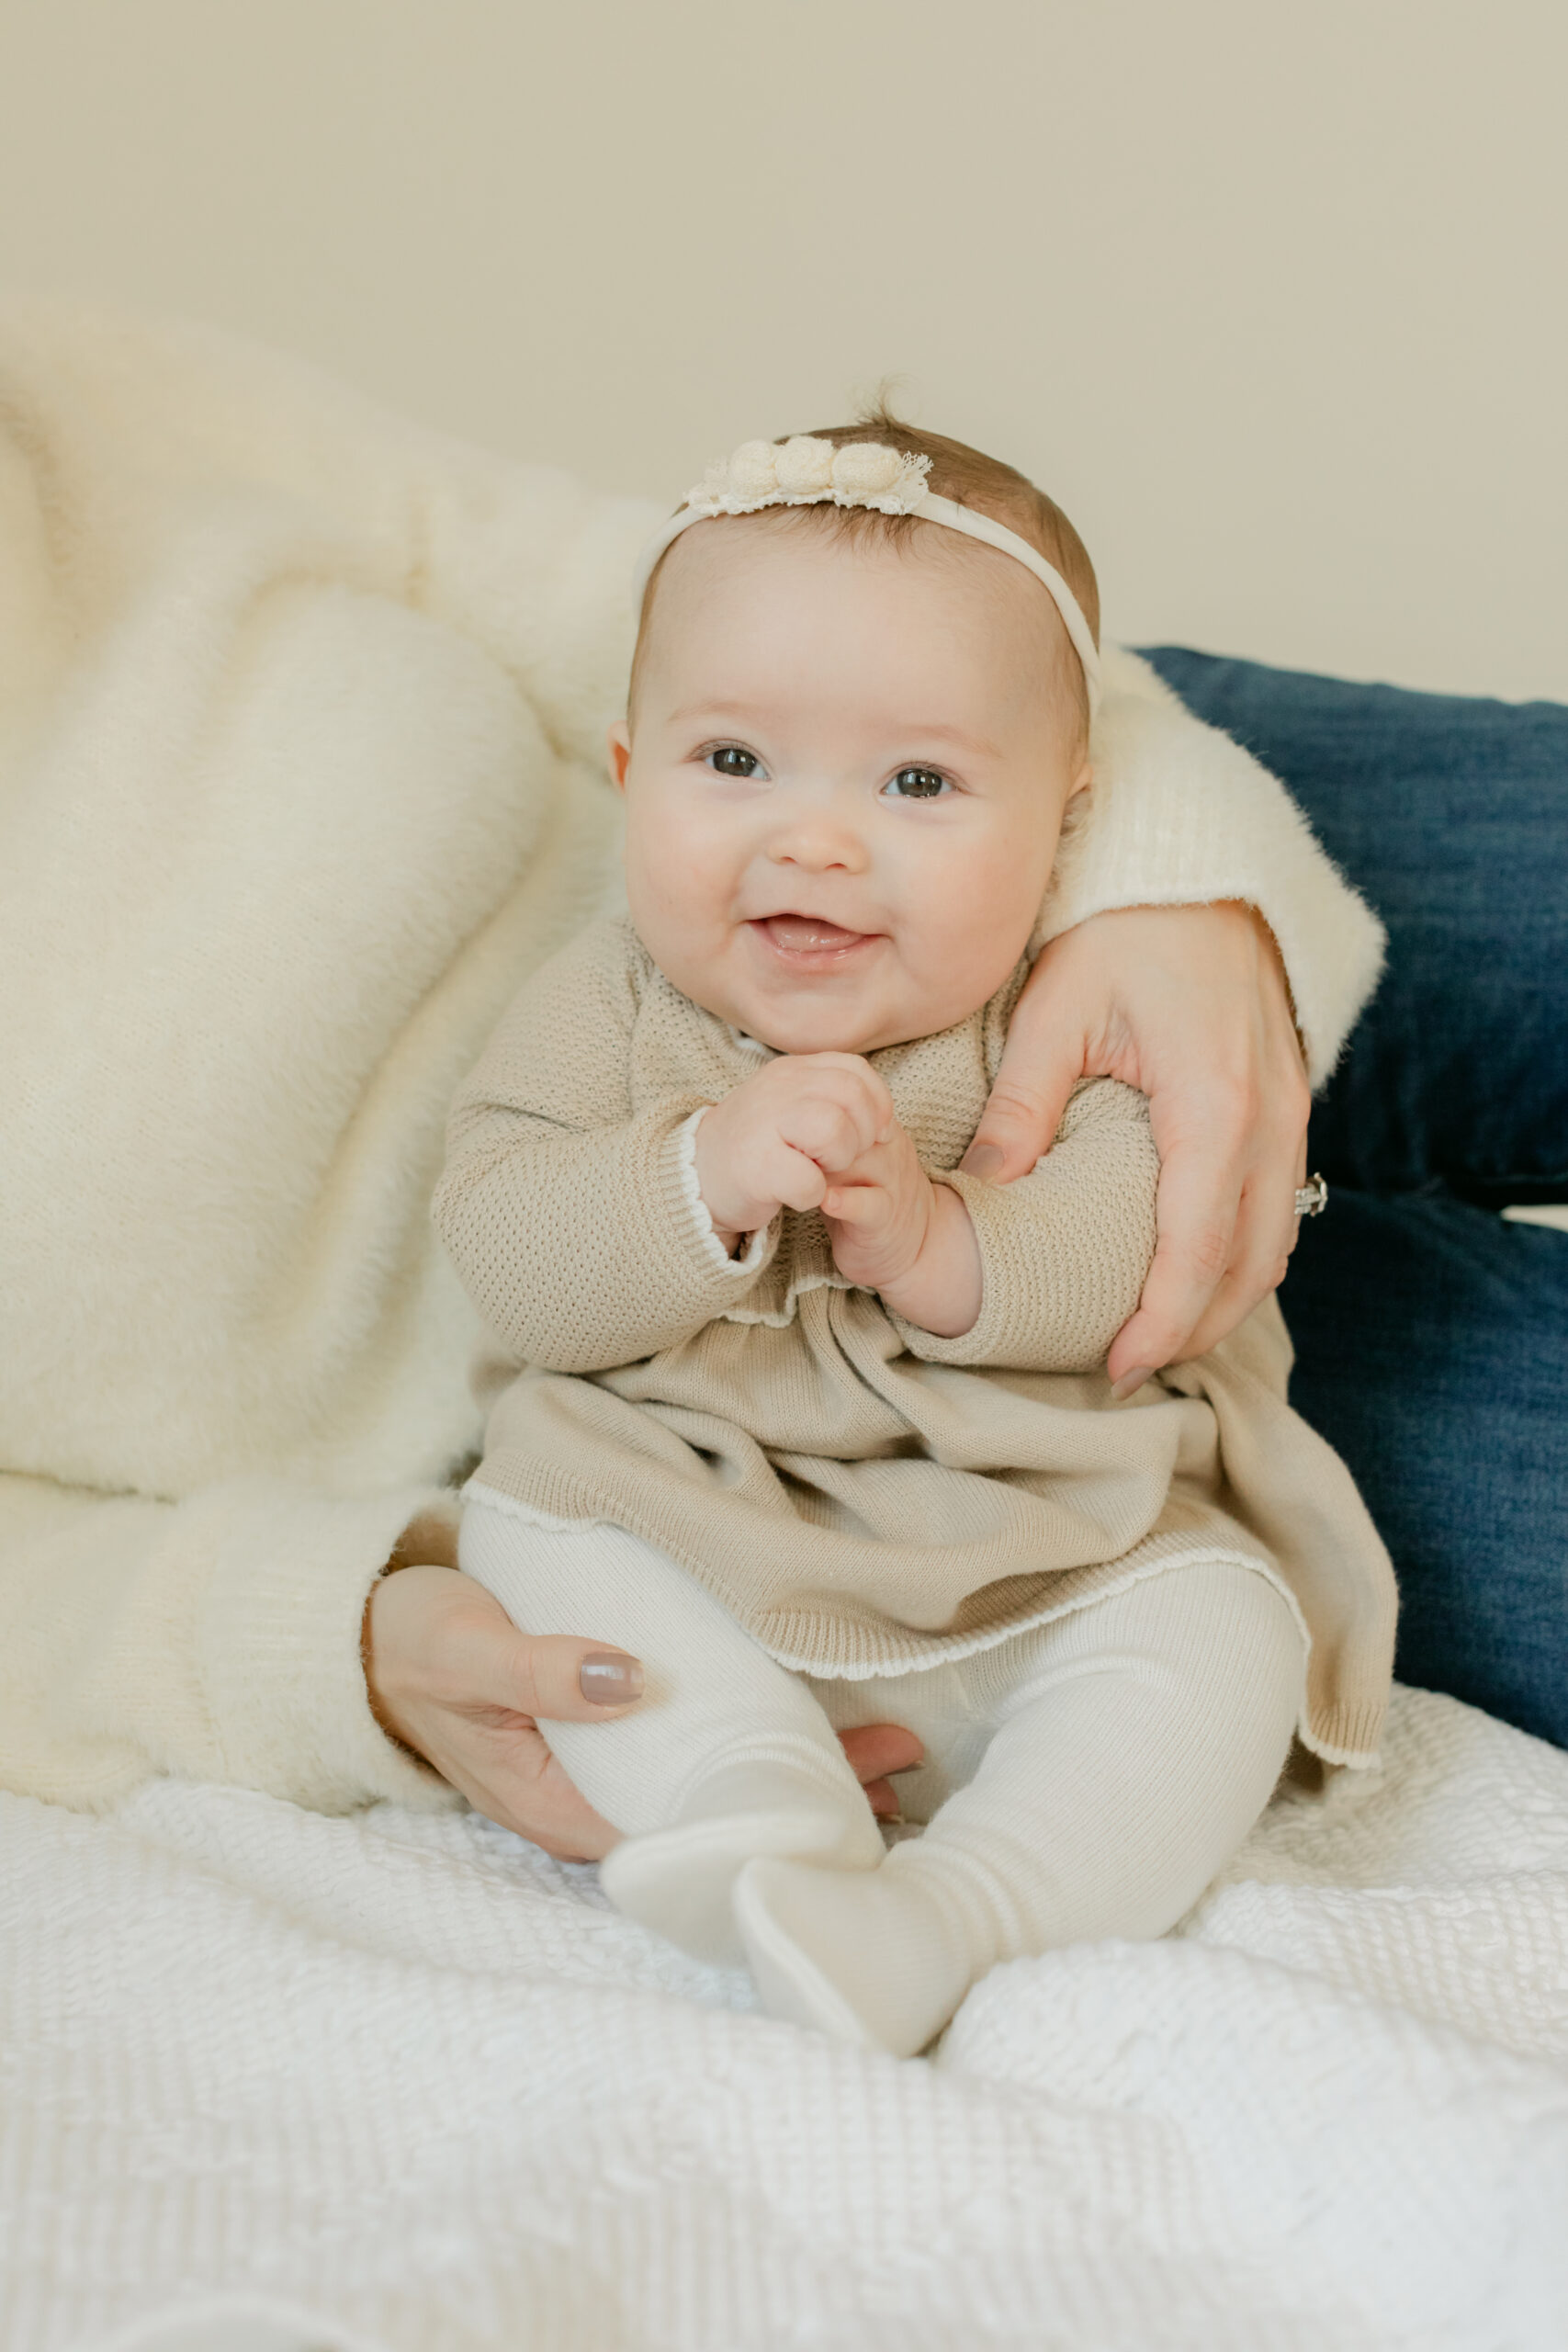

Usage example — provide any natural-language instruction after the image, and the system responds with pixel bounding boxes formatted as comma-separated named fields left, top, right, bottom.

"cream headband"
left=631, top=435, right=1101, bottom=719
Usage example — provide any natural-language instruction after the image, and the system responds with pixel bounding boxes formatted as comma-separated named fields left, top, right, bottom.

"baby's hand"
left=820, top=1126, right=937, bottom=1294
left=827, top=1136, right=985, bottom=1340
left=694, top=1053, right=895, bottom=1245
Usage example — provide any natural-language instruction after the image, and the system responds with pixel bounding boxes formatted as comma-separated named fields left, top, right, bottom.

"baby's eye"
left=884, top=766, right=952, bottom=800
left=706, top=745, right=762, bottom=779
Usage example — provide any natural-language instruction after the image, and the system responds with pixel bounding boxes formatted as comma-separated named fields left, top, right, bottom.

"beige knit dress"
left=434, top=918, right=1397, bottom=1767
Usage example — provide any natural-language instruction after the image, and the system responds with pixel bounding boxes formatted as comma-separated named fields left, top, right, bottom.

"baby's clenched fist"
left=819, top=1126, right=935, bottom=1294
left=694, top=1052, right=896, bottom=1246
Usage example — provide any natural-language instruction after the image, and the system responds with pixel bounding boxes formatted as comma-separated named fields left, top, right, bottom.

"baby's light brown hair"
left=631, top=401, right=1100, bottom=743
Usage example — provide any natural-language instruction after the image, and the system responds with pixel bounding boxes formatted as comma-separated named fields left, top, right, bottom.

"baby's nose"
left=766, top=813, right=871, bottom=874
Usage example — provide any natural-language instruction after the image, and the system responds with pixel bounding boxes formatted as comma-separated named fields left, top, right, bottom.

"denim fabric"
left=1140, top=648, right=1568, bottom=1747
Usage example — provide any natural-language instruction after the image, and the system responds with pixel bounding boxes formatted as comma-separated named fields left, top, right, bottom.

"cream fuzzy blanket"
left=0, top=306, right=1383, bottom=1821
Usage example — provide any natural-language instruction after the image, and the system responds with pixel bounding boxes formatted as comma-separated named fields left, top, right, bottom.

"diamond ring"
left=1294, top=1173, right=1329, bottom=1218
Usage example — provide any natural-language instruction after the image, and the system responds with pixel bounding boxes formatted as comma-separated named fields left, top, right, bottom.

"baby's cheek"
left=625, top=818, right=735, bottom=978
left=913, top=809, right=1049, bottom=937
left=904, top=886, right=1035, bottom=1023
left=627, top=808, right=714, bottom=920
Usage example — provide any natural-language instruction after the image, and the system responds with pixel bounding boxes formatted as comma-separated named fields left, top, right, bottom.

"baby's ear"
left=607, top=721, right=632, bottom=791
left=1067, top=755, right=1093, bottom=800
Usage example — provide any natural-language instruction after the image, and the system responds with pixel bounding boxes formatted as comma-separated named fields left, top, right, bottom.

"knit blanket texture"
left=6, top=1684, right=1567, bottom=2352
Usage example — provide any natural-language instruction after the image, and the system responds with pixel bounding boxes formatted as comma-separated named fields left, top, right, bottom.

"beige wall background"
left=1, top=0, right=1563, bottom=701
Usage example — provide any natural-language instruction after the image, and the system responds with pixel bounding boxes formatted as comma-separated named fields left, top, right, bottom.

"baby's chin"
left=706, top=982, right=959, bottom=1058
left=744, top=1012, right=895, bottom=1057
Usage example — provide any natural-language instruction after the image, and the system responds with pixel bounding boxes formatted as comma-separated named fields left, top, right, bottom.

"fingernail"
left=958, top=1142, right=1003, bottom=1181
left=1111, top=1366, right=1154, bottom=1401
left=580, top=1652, right=644, bottom=1704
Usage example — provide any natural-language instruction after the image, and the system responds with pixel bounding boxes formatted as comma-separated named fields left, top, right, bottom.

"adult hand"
left=365, top=1565, right=921, bottom=1860
left=961, top=902, right=1311, bottom=1389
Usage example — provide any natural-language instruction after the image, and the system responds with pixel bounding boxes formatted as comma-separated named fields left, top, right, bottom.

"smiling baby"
left=433, top=414, right=1395, bottom=2057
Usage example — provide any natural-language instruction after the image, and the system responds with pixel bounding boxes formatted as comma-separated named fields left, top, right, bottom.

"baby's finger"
left=762, top=1141, right=829, bottom=1214
left=781, top=1095, right=873, bottom=1172
left=799, top=1057, right=896, bottom=1153
left=801, top=1051, right=894, bottom=1103
left=796, top=1077, right=895, bottom=1166
left=845, top=1064, right=897, bottom=1147
left=820, top=1182, right=888, bottom=1226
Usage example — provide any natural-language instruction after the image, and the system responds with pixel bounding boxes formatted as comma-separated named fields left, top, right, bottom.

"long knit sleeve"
left=0, top=1471, right=460, bottom=1814
left=433, top=923, right=781, bottom=1374
left=1041, top=647, right=1387, bottom=1086
left=888, top=1080, right=1159, bottom=1374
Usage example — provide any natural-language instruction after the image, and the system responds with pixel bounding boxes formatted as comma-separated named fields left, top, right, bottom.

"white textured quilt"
left=4, top=1687, right=1567, bottom=2352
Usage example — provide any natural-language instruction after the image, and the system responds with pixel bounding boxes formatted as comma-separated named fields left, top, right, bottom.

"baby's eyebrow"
left=664, top=702, right=1003, bottom=762
left=892, top=722, right=1004, bottom=760
left=665, top=698, right=763, bottom=729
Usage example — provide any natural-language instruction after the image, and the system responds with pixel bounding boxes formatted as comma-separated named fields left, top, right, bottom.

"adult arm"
left=966, top=649, right=1387, bottom=1383
left=0, top=1467, right=457, bottom=1813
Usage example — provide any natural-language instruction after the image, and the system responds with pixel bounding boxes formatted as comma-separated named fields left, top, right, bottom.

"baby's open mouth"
left=750, top=914, right=878, bottom=965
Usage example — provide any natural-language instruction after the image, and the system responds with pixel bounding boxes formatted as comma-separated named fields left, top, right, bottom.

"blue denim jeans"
left=1142, top=649, right=1568, bottom=1747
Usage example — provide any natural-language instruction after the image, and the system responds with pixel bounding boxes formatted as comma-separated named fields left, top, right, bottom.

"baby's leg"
left=739, top=1559, right=1305, bottom=2053
left=458, top=1495, right=883, bottom=1962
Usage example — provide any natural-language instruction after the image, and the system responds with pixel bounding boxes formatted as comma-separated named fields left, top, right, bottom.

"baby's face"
left=611, top=517, right=1090, bottom=1056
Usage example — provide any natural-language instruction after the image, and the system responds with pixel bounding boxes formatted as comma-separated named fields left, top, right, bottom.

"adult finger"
left=1179, top=1151, right=1303, bottom=1360
left=963, top=979, right=1087, bottom=1184
left=455, top=1731, right=623, bottom=1860
left=840, top=1720, right=923, bottom=1821
left=1106, top=1135, right=1243, bottom=1388
left=447, top=1608, right=647, bottom=1723
left=839, top=1722, right=924, bottom=1781
left=1164, top=1046, right=1310, bottom=1362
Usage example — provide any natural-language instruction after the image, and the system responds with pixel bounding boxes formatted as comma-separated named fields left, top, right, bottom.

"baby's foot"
left=734, top=1854, right=974, bottom=2057
left=600, top=1758, right=884, bottom=1966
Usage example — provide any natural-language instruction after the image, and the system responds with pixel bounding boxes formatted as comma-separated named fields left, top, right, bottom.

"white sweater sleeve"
left=1039, top=646, right=1386, bottom=1088
left=0, top=1471, right=463, bottom=1815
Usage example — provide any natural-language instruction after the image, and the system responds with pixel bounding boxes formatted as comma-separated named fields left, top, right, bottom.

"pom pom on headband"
left=631, top=436, right=1102, bottom=719
left=692, top=435, right=933, bottom=516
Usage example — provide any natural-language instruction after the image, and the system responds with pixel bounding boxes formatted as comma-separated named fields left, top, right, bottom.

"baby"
left=434, top=415, right=1395, bottom=2057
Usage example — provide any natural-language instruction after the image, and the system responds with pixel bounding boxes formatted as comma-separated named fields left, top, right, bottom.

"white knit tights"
left=458, top=1494, right=1305, bottom=2054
